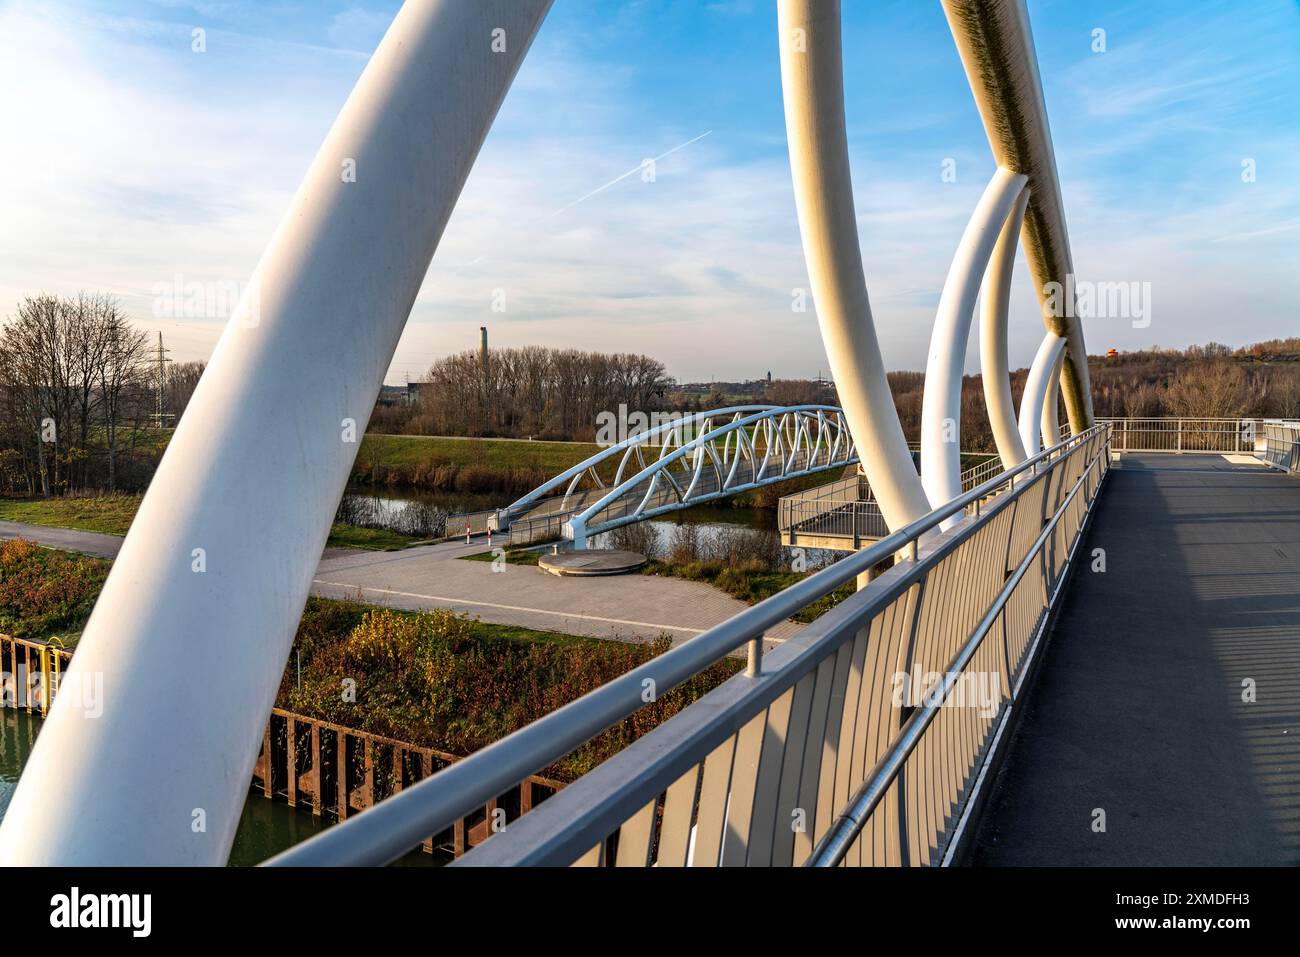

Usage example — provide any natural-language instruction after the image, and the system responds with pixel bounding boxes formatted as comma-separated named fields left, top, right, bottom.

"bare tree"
left=0, top=293, right=154, bottom=495
left=99, top=307, right=151, bottom=491
left=165, top=361, right=207, bottom=424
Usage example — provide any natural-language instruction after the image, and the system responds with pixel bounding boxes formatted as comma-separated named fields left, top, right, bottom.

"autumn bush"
left=277, top=599, right=740, bottom=781
left=0, top=538, right=108, bottom=639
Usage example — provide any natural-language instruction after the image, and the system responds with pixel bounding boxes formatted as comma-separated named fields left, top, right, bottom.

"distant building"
left=377, top=382, right=425, bottom=406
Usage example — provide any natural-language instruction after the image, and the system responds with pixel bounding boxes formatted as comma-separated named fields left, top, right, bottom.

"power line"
left=153, top=332, right=174, bottom=429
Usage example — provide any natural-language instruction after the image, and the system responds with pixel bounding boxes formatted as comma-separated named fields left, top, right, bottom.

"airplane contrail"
left=548, top=130, right=713, bottom=217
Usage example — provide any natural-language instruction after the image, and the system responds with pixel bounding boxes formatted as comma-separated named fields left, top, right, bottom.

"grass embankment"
left=0, top=495, right=422, bottom=552
left=351, top=434, right=607, bottom=496
left=351, top=433, right=867, bottom=500
left=0, top=494, right=138, bottom=536
left=282, top=598, right=739, bottom=780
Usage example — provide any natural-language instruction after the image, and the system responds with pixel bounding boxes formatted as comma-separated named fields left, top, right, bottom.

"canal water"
left=0, top=708, right=439, bottom=866
left=348, top=488, right=842, bottom=570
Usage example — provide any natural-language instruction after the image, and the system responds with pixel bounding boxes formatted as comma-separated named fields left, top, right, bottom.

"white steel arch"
left=980, top=188, right=1032, bottom=470
left=1041, top=349, right=1065, bottom=449
left=0, top=0, right=554, bottom=866
left=1019, top=333, right=1066, bottom=456
left=920, top=166, right=1027, bottom=518
left=942, top=0, right=1094, bottom=432
left=777, top=0, right=932, bottom=536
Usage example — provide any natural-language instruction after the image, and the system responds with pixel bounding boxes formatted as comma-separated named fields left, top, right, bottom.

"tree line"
left=0, top=293, right=206, bottom=496
left=889, top=340, right=1300, bottom=453
left=372, top=346, right=674, bottom=441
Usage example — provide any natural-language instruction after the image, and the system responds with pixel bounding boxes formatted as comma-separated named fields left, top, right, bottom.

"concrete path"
left=0, top=520, right=801, bottom=647
left=0, top=521, right=124, bottom=559
left=972, top=453, right=1300, bottom=866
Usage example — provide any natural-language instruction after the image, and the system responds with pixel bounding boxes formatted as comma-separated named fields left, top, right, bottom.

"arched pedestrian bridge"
left=491, top=405, right=861, bottom=547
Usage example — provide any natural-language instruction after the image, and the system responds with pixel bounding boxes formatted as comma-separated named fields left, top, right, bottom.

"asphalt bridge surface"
left=972, top=453, right=1300, bottom=866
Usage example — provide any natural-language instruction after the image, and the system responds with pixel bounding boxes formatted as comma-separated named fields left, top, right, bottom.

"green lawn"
left=0, top=495, right=138, bottom=535
left=0, top=496, right=422, bottom=552
left=358, top=433, right=605, bottom=472
left=641, top=559, right=856, bottom=623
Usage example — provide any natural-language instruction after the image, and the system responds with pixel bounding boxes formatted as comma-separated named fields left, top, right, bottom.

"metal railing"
left=444, top=508, right=497, bottom=539
left=1100, top=417, right=1262, bottom=453
left=1261, top=422, right=1300, bottom=474
left=267, top=423, right=1111, bottom=867
left=958, top=455, right=1005, bottom=493
left=779, top=454, right=1007, bottom=548
left=779, top=497, right=891, bottom=546
left=777, top=472, right=888, bottom=545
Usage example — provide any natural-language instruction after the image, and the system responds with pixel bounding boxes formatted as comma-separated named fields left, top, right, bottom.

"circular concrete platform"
left=538, top=549, right=647, bottom=577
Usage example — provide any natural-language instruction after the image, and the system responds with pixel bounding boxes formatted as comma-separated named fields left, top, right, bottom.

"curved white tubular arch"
left=979, top=188, right=1032, bottom=470
left=1040, top=348, right=1065, bottom=449
left=777, top=0, right=931, bottom=534
left=920, top=167, right=1027, bottom=516
left=942, top=0, right=1094, bottom=433
left=0, top=0, right=553, bottom=866
left=1019, top=333, right=1066, bottom=456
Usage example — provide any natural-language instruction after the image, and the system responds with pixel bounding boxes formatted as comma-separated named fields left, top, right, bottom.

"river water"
left=0, top=708, right=439, bottom=866
left=344, top=488, right=842, bottom=569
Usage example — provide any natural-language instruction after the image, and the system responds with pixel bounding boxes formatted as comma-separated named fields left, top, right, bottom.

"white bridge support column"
left=1041, top=349, right=1065, bottom=449
left=0, top=0, right=552, bottom=865
left=942, top=0, right=1094, bottom=433
left=777, top=0, right=931, bottom=548
left=1019, top=333, right=1066, bottom=457
left=920, top=167, right=1026, bottom=516
left=980, top=188, right=1031, bottom=470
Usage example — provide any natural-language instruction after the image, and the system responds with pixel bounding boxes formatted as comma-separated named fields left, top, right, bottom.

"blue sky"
left=1, top=0, right=1297, bottom=383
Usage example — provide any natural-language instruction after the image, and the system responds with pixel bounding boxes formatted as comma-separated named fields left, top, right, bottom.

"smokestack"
left=480, top=326, right=488, bottom=371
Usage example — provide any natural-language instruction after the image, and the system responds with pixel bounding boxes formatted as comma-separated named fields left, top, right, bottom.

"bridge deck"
left=973, top=452, right=1300, bottom=866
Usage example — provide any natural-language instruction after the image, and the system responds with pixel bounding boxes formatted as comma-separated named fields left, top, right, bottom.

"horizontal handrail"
left=265, top=424, right=1108, bottom=866
left=1099, top=417, right=1264, bottom=454
left=806, top=444, right=1093, bottom=865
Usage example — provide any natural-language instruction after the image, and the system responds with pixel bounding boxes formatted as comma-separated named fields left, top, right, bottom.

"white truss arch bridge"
left=491, top=404, right=861, bottom=547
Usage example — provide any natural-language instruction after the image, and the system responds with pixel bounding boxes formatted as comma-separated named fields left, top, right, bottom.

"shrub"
left=0, top=539, right=108, bottom=638
left=278, top=600, right=740, bottom=780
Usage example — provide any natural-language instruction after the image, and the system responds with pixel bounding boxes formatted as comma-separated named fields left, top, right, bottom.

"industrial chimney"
left=479, top=326, right=488, bottom=371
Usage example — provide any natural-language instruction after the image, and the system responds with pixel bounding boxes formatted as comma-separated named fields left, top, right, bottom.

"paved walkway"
left=0, top=521, right=124, bottom=559
left=972, top=453, right=1300, bottom=866
left=0, top=521, right=801, bottom=647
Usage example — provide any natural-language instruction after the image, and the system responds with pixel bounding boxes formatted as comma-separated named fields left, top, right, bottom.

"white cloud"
left=2, top=0, right=1296, bottom=390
